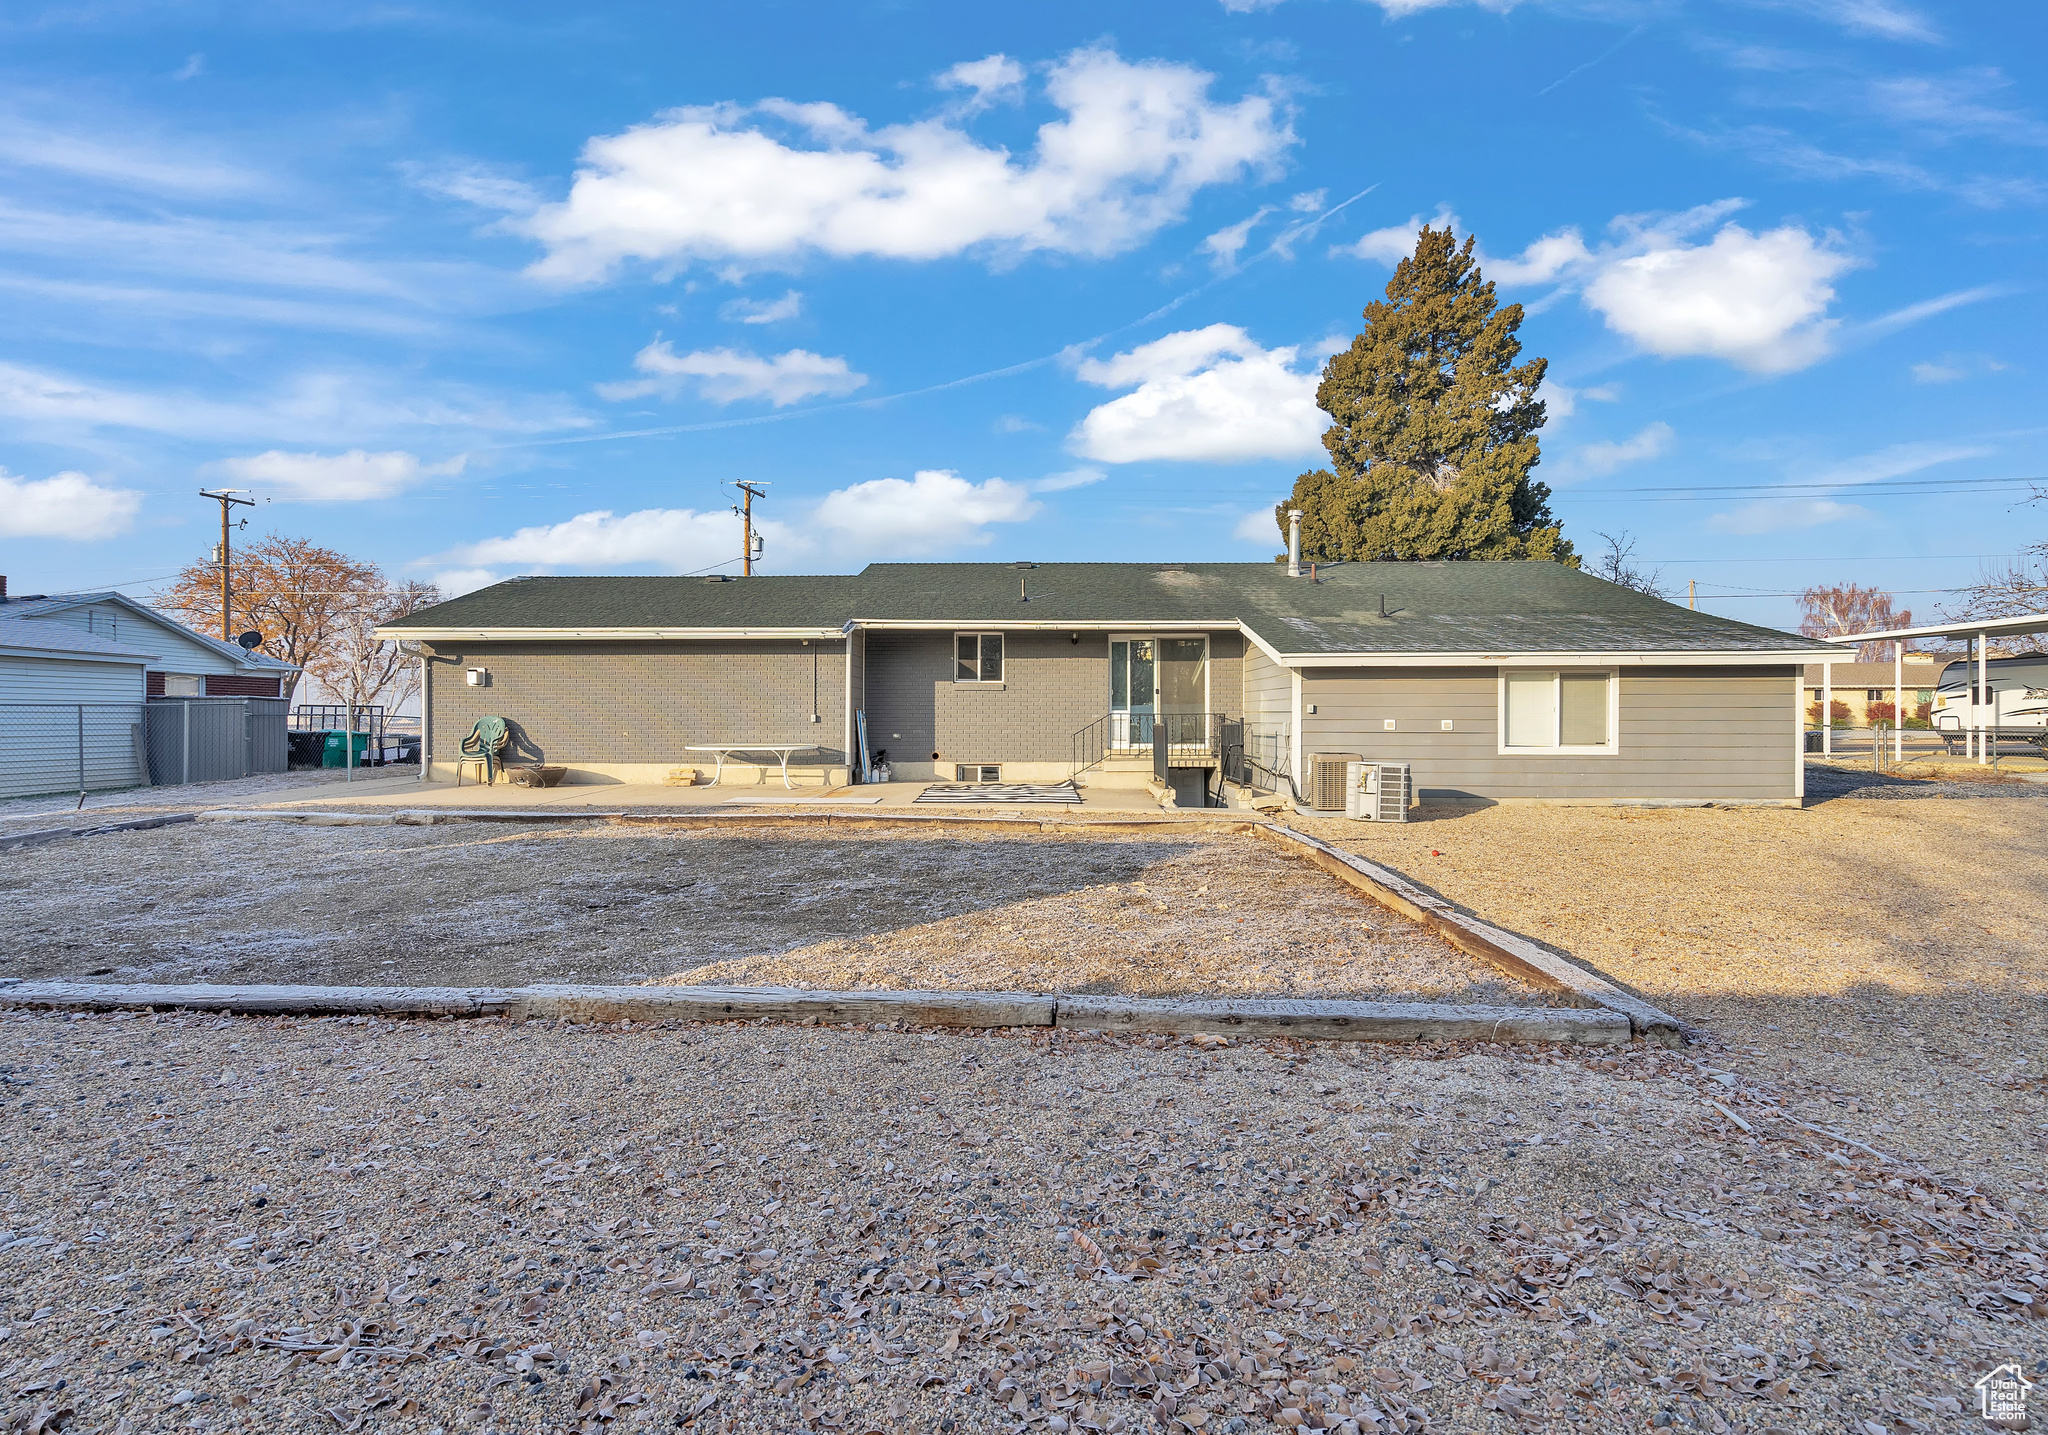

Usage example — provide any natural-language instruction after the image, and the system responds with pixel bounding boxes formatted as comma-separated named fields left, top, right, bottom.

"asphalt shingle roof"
left=384, top=561, right=1839, bottom=657
left=0, top=593, right=298, bottom=670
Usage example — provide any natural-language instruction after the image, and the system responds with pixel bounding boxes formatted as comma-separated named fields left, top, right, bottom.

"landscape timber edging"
left=185, top=807, right=1262, bottom=832
left=0, top=982, right=1639, bottom=1045
left=1055, top=994, right=1629, bottom=1045
left=1257, top=824, right=1690, bottom=1046
left=0, top=981, right=511, bottom=1017
left=0, top=813, right=197, bottom=854
left=511, top=984, right=1056, bottom=1029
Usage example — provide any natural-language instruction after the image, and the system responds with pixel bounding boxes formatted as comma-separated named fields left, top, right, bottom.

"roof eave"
left=377, top=625, right=848, bottom=642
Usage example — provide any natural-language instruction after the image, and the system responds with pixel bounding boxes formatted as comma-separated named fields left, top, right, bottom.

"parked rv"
left=1932, top=655, right=2048, bottom=747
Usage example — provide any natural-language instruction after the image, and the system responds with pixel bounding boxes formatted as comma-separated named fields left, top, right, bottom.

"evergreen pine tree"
left=1275, top=225, right=1572, bottom=564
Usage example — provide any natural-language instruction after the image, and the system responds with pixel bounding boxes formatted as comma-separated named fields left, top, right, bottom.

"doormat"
left=914, top=781, right=1083, bottom=805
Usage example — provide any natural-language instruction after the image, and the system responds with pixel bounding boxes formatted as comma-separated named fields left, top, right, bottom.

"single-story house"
left=0, top=580, right=300, bottom=698
left=0, top=579, right=301, bottom=798
left=1802, top=659, right=1944, bottom=725
left=380, top=560, right=1843, bottom=806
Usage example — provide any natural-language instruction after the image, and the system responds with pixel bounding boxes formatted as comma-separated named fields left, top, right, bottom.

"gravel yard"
left=1295, top=785, right=2048, bottom=1210
left=0, top=822, right=1550, bottom=1007
left=0, top=1007, right=2036, bottom=1435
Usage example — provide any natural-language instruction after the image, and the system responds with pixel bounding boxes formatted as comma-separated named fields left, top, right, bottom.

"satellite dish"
left=237, top=630, right=262, bottom=651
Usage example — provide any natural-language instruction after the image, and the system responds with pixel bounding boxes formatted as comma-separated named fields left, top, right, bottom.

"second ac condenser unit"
left=1345, top=760, right=1413, bottom=822
left=1307, top=752, right=1361, bottom=811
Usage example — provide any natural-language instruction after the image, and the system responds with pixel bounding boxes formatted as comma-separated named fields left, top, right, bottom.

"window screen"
left=956, top=634, right=1003, bottom=682
left=1560, top=673, right=1609, bottom=746
left=1503, top=672, right=1556, bottom=748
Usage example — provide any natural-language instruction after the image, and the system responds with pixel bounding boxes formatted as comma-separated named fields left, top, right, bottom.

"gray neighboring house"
left=0, top=583, right=300, bottom=698
left=381, top=560, right=1840, bottom=806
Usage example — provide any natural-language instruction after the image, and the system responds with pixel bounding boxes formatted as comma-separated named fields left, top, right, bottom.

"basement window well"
left=1499, top=670, right=1616, bottom=755
left=955, top=633, right=1004, bottom=683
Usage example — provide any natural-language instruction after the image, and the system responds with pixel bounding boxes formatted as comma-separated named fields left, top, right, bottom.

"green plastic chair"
left=458, top=715, right=511, bottom=786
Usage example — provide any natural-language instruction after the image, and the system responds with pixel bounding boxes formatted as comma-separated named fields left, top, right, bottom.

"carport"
left=1833, top=610, right=2048, bottom=764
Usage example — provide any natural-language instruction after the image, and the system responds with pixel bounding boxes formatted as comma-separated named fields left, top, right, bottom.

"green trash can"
left=321, top=730, right=370, bottom=768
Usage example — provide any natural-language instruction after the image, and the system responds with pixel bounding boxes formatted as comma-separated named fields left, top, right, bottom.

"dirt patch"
left=661, top=827, right=1556, bottom=1006
left=1291, top=794, right=2048, bottom=1209
left=0, top=1007, right=2032, bottom=1435
left=0, top=822, right=1553, bottom=1005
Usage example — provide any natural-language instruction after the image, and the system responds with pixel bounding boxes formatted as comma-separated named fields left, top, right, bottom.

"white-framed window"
left=1498, top=669, right=1617, bottom=755
left=955, top=632, right=1004, bottom=683
left=162, top=673, right=203, bottom=697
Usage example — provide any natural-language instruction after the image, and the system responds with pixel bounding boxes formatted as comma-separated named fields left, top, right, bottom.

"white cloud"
left=936, top=55, right=1026, bottom=112
left=1548, top=421, right=1675, bottom=482
left=1762, top=0, right=1938, bottom=43
left=403, top=160, right=543, bottom=214
left=598, top=341, right=867, bottom=407
left=1071, top=324, right=1325, bottom=464
left=1910, top=360, right=1964, bottom=383
left=0, top=116, right=257, bottom=197
left=993, top=414, right=1044, bottom=434
left=0, top=468, right=141, bottom=540
left=1808, top=440, right=1990, bottom=486
left=1539, top=379, right=1619, bottom=420
left=1033, top=466, right=1105, bottom=493
left=1483, top=228, right=1594, bottom=286
left=1582, top=210, right=1856, bottom=373
left=1338, top=200, right=1856, bottom=374
left=0, top=359, right=590, bottom=446
left=1222, top=0, right=1521, bottom=12
left=439, top=507, right=763, bottom=572
left=432, top=468, right=1042, bottom=574
left=718, top=290, right=803, bottom=324
left=1201, top=209, right=1271, bottom=271
left=812, top=469, right=1039, bottom=555
left=1702, top=440, right=1986, bottom=533
left=212, top=449, right=467, bottom=502
left=1288, top=189, right=1326, bottom=212
left=1232, top=508, right=1279, bottom=543
left=1707, top=498, right=1870, bottom=534
left=519, top=47, right=1293, bottom=281
left=1337, top=205, right=1457, bottom=264
left=431, top=568, right=501, bottom=597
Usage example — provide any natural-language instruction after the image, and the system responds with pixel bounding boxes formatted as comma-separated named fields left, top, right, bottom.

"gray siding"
left=1241, top=643, right=1293, bottom=788
left=29, top=605, right=241, bottom=675
left=0, top=654, right=146, bottom=704
left=423, top=640, right=847, bottom=764
left=1299, top=665, right=1799, bottom=801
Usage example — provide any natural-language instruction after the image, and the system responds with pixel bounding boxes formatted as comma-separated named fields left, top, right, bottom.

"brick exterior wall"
left=204, top=673, right=284, bottom=697
left=423, top=639, right=847, bottom=764
left=145, top=671, right=164, bottom=698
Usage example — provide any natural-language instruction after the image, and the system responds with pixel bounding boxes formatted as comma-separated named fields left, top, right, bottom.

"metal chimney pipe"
left=1287, top=510, right=1303, bottom=577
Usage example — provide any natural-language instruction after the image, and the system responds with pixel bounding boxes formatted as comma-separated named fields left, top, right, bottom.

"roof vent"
left=704, top=574, right=735, bottom=583
left=1011, top=561, right=1040, bottom=570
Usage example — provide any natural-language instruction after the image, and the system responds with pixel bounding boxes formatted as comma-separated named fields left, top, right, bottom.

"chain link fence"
left=0, top=698, right=288, bottom=800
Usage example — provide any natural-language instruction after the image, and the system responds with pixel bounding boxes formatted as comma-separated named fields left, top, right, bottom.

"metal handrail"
left=1071, top=711, right=1226, bottom=778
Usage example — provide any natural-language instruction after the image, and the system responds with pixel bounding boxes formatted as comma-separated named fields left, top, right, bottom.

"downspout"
left=1289, top=666, right=1304, bottom=802
left=419, top=652, right=431, bottom=783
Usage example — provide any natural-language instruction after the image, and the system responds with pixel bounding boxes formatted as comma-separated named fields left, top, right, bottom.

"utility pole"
left=1688, top=579, right=1696, bottom=611
left=198, top=489, right=255, bottom=640
left=731, top=481, right=769, bottom=576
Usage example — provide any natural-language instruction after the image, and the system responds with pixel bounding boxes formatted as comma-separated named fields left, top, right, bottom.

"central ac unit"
left=1345, top=760, right=1413, bottom=822
left=1307, top=752, right=1361, bottom=812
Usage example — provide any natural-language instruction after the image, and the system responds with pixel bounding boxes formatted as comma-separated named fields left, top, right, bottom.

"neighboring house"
left=0, top=579, right=300, bottom=697
left=1802, top=660, right=1944, bottom=724
left=381, top=560, right=1843, bottom=807
left=0, top=616, right=156, bottom=703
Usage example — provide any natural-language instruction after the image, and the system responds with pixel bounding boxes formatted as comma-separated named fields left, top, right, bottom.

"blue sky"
left=0, top=0, right=2041, bottom=632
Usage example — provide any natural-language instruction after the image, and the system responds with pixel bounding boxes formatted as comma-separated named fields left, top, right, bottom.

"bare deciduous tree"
left=1590, top=530, right=1668, bottom=598
left=1799, top=582, right=1914, bottom=662
left=1941, top=488, right=2048, bottom=655
left=306, top=580, right=442, bottom=711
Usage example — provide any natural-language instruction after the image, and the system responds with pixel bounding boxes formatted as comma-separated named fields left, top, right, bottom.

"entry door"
left=1109, top=636, right=1207, bottom=748
left=1109, top=639, right=1155, bottom=748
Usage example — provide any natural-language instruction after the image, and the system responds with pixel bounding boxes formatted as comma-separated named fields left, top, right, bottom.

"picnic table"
left=684, top=743, right=815, bottom=789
